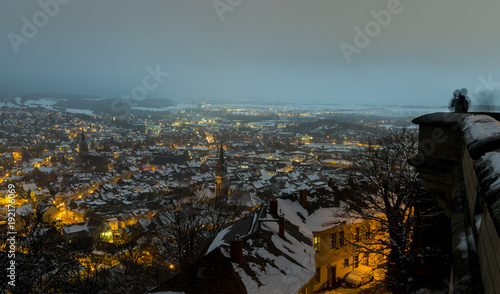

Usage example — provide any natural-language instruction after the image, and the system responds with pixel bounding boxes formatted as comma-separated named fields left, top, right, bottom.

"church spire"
left=79, top=130, right=89, bottom=156
left=215, top=141, right=230, bottom=198
left=80, top=130, right=87, bottom=143
left=216, top=141, right=226, bottom=177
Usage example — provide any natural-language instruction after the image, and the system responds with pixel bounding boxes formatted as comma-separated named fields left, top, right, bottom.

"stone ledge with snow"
left=461, top=115, right=500, bottom=160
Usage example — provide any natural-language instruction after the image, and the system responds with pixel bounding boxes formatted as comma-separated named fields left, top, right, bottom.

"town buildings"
left=149, top=188, right=387, bottom=294
left=0, top=98, right=419, bottom=292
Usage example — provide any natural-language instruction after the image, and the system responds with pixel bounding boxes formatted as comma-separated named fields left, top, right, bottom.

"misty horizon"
left=3, top=1, right=500, bottom=106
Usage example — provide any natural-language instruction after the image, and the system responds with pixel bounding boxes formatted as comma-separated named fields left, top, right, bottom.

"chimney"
left=270, top=200, right=278, bottom=215
left=299, top=190, right=307, bottom=206
left=230, top=238, right=243, bottom=264
left=279, top=216, right=285, bottom=238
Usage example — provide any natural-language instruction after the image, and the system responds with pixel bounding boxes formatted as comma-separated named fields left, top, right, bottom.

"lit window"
left=100, top=231, right=113, bottom=242
left=314, top=236, right=320, bottom=252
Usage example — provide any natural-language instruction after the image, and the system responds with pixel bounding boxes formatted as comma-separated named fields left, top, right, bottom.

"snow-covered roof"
left=22, top=182, right=38, bottom=192
left=16, top=204, right=34, bottom=216
left=202, top=190, right=362, bottom=294
left=63, top=222, right=89, bottom=234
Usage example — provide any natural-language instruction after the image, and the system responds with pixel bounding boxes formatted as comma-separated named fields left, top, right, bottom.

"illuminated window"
left=314, top=236, right=320, bottom=252
left=100, top=231, right=113, bottom=242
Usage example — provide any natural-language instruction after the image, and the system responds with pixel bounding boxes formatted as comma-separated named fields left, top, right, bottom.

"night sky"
left=2, top=0, right=500, bottom=105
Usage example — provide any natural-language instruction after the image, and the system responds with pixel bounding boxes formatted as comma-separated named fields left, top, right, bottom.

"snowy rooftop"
left=199, top=189, right=354, bottom=294
left=207, top=201, right=316, bottom=294
left=62, top=222, right=89, bottom=234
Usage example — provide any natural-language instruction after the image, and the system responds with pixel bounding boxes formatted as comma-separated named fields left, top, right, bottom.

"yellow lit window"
left=314, top=236, right=320, bottom=252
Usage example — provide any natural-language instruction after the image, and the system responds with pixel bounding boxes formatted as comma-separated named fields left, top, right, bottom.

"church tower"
left=215, top=141, right=230, bottom=198
left=79, top=131, right=89, bottom=157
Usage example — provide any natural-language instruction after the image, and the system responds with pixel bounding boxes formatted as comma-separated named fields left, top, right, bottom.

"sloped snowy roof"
left=203, top=198, right=323, bottom=294
left=22, top=182, right=38, bottom=192
left=16, top=204, right=34, bottom=216
left=63, top=222, right=89, bottom=234
left=220, top=204, right=315, bottom=294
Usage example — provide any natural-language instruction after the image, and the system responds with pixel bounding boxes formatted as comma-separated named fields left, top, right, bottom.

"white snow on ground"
left=131, top=103, right=199, bottom=111
left=131, top=107, right=167, bottom=112
left=65, top=108, right=94, bottom=115
left=24, top=98, right=59, bottom=109
left=0, top=102, right=23, bottom=108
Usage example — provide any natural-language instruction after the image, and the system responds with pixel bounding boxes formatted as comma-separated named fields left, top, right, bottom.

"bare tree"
left=342, top=129, right=434, bottom=292
left=0, top=211, right=87, bottom=293
left=153, top=193, right=241, bottom=270
left=94, top=233, right=159, bottom=294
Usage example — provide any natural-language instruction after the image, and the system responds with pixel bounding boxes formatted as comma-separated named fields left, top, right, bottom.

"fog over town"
left=1, top=1, right=500, bottom=294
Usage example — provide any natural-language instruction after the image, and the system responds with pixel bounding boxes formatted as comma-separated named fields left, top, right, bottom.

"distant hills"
left=54, top=97, right=174, bottom=115
left=0, top=93, right=175, bottom=115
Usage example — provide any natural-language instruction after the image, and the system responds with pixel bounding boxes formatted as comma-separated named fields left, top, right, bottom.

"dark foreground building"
left=412, top=112, right=500, bottom=294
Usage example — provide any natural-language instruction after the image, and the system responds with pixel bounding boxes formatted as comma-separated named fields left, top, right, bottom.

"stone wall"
left=413, top=112, right=500, bottom=294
